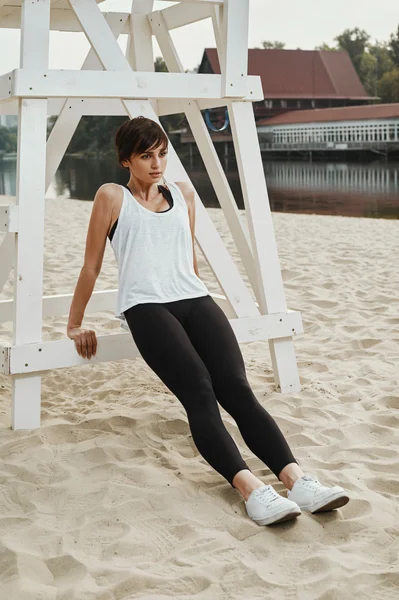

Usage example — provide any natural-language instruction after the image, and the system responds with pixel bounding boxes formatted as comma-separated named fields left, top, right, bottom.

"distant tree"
left=388, top=25, right=399, bottom=66
left=314, top=43, right=338, bottom=51
left=359, top=52, right=378, bottom=96
left=369, top=41, right=395, bottom=76
left=0, top=125, right=17, bottom=153
left=155, top=56, right=168, bottom=72
left=261, top=41, right=286, bottom=49
left=317, top=28, right=399, bottom=103
left=378, top=68, right=399, bottom=102
left=335, top=28, right=370, bottom=73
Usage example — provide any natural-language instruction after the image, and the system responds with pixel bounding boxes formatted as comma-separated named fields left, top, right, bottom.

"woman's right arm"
left=67, top=184, right=116, bottom=358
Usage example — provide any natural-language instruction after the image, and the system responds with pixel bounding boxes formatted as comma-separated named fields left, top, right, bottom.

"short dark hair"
left=115, top=116, right=169, bottom=167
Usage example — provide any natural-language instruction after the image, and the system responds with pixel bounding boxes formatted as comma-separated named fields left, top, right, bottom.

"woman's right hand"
left=67, top=327, right=97, bottom=359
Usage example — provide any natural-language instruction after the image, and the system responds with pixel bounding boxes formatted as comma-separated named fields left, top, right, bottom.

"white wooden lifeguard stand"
left=0, top=0, right=303, bottom=430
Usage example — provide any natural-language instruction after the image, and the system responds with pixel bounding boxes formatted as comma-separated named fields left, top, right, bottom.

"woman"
left=67, top=116, right=349, bottom=526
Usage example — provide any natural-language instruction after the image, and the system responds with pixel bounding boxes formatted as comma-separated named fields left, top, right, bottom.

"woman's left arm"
left=176, top=181, right=200, bottom=277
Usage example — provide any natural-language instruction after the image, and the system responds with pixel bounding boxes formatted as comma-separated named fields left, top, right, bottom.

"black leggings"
left=124, top=295, right=297, bottom=487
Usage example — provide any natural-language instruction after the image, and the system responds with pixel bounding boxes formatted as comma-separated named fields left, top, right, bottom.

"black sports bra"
left=108, top=184, right=174, bottom=242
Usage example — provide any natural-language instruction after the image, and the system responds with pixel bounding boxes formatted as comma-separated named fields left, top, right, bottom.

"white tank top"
left=110, top=181, right=209, bottom=327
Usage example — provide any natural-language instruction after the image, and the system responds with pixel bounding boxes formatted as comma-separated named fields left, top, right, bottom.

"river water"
left=1, top=155, right=399, bottom=219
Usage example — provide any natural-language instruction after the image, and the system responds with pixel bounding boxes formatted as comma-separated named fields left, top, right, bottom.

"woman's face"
left=123, top=144, right=168, bottom=183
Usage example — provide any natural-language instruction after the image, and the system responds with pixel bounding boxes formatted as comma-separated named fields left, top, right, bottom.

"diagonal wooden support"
left=45, top=11, right=129, bottom=193
left=67, top=0, right=131, bottom=71
left=149, top=9, right=261, bottom=305
left=229, top=101, right=302, bottom=393
left=161, top=1, right=213, bottom=30
left=210, top=3, right=225, bottom=66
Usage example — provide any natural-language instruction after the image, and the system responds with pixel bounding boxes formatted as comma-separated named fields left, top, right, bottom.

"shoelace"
left=297, top=475, right=324, bottom=492
left=252, top=485, right=279, bottom=506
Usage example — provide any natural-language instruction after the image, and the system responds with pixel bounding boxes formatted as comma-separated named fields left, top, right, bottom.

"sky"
left=0, top=0, right=398, bottom=74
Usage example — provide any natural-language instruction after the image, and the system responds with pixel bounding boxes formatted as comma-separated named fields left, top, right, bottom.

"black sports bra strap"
left=108, top=184, right=174, bottom=241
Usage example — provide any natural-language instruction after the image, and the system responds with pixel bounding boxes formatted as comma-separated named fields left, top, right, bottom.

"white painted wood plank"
left=161, top=2, right=213, bottom=30
left=148, top=11, right=184, bottom=71
left=0, top=233, right=15, bottom=293
left=20, top=0, right=50, bottom=69
left=0, top=7, right=130, bottom=33
left=12, top=0, right=51, bottom=429
left=127, top=1, right=158, bottom=113
left=127, top=0, right=154, bottom=72
left=0, top=290, right=238, bottom=323
left=229, top=101, right=301, bottom=393
left=7, top=312, right=302, bottom=375
left=0, top=71, right=12, bottom=102
left=0, top=204, right=18, bottom=232
left=45, top=100, right=82, bottom=192
left=2, top=97, right=253, bottom=117
left=211, top=4, right=224, bottom=67
left=13, top=99, right=49, bottom=429
left=11, top=70, right=263, bottom=101
left=67, top=0, right=130, bottom=71
left=163, top=0, right=223, bottom=4
left=221, top=0, right=249, bottom=98
left=45, top=13, right=128, bottom=193
left=159, top=97, right=238, bottom=115
left=149, top=14, right=261, bottom=306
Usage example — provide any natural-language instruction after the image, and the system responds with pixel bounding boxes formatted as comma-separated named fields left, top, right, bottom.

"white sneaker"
left=245, top=484, right=302, bottom=526
left=287, top=474, right=350, bottom=513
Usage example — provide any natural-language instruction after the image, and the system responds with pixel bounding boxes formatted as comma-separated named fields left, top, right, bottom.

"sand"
left=0, top=198, right=398, bottom=599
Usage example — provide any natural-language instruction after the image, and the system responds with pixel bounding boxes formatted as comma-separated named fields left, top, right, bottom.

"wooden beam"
left=163, top=0, right=223, bottom=4
left=0, top=204, right=18, bottom=232
left=45, top=12, right=128, bottom=192
left=149, top=11, right=261, bottom=304
left=161, top=2, right=213, bottom=30
left=8, top=69, right=263, bottom=101
left=0, top=290, right=237, bottom=324
left=0, top=7, right=130, bottom=33
left=66, top=0, right=130, bottom=71
left=229, top=101, right=302, bottom=393
left=12, top=0, right=50, bottom=431
left=1, top=312, right=302, bottom=375
left=0, top=233, right=14, bottom=294
left=220, top=0, right=249, bottom=97
left=0, top=97, right=235, bottom=117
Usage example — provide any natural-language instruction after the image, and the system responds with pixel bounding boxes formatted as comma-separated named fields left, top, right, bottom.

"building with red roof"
left=198, top=48, right=374, bottom=122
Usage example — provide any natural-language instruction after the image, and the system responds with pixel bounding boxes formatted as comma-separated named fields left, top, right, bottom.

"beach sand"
left=0, top=198, right=398, bottom=599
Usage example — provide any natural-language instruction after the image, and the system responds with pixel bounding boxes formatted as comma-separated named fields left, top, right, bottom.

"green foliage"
left=359, top=52, right=378, bottom=96
left=369, top=41, right=394, bottom=76
left=378, top=68, right=399, bottom=102
left=335, top=28, right=370, bottom=73
left=316, top=26, right=399, bottom=102
left=155, top=56, right=168, bottom=72
left=261, top=41, right=286, bottom=49
left=66, top=115, right=127, bottom=157
left=0, top=125, right=17, bottom=153
left=314, top=43, right=338, bottom=51
left=389, top=25, right=399, bottom=66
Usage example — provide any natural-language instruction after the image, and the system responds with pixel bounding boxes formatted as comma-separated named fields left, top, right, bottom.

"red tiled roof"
left=257, top=103, right=399, bottom=126
left=200, top=48, right=371, bottom=100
